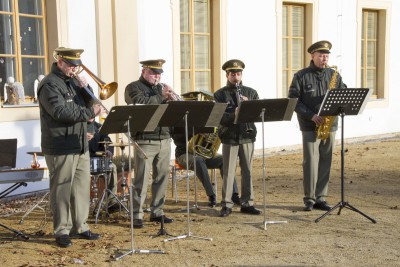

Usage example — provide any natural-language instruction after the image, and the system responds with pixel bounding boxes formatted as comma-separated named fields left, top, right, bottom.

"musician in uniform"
left=288, top=40, right=346, bottom=211
left=214, top=59, right=261, bottom=217
left=87, top=121, right=119, bottom=213
left=172, top=130, right=240, bottom=207
left=124, top=59, right=177, bottom=228
left=38, top=47, right=103, bottom=247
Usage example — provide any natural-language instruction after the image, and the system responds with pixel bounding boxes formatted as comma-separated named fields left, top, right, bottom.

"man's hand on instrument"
left=76, top=74, right=88, bottom=88
left=312, top=114, right=324, bottom=125
left=162, top=84, right=177, bottom=100
left=92, top=104, right=105, bottom=117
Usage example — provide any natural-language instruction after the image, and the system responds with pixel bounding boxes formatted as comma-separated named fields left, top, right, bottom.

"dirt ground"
left=1, top=135, right=399, bottom=267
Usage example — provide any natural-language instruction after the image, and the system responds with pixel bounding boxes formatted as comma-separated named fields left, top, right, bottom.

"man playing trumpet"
left=124, top=59, right=175, bottom=229
left=38, top=47, right=103, bottom=248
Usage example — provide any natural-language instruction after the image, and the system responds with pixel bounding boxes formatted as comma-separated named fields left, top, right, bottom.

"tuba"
left=316, top=65, right=338, bottom=140
left=183, top=91, right=221, bottom=159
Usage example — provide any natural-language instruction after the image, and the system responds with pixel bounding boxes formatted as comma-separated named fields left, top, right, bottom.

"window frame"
left=0, top=0, right=48, bottom=107
left=179, top=0, right=212, bottom=94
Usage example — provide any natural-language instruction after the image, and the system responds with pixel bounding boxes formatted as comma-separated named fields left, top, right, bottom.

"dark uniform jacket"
left=288, top=61, right=346, bottom=132
left=214, top=82, right=258, bottom=145
left=124, top=76, right=170, bottom=140
left=88, top=121, right=114, bottom=158
left=38, top=62, right=95, bottom=155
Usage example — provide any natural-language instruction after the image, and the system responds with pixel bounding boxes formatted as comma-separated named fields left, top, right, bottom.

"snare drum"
left=90, top=157, right=104, bottom=174
left=90, top=157, right=113, bottom=174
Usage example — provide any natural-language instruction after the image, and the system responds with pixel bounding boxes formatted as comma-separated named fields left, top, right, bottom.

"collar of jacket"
left=309, top=60, right=328, bottom=74
left=52, top=62, right=71, bottom=81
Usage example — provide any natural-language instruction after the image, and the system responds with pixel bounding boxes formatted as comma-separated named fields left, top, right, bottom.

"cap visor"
left=64, top=59, right=82, bottom=66
left=150, top=68, right=163, bottom=74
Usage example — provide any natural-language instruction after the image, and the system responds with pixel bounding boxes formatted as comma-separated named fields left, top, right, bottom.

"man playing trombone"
left=38, top=47, right=103, bottom=248
left=214, top=59, right=261, bottom=217
left=124, top=59, right=176, bottom=228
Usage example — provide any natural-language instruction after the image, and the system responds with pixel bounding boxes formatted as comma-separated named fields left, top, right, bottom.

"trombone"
left=74, top=64, right=118, bottom=113
left=74, top=63, right=148, bottom=159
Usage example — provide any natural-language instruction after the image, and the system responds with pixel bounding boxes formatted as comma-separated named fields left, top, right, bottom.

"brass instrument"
left=163, top=84, right=183, bottom=101
left=74, top=64, right=118, bottom=113
left=183, top=90, right=221, bottom=159
left=316, top=65, right=338, bottom=140
left=235, top=83, right=253, bottom=134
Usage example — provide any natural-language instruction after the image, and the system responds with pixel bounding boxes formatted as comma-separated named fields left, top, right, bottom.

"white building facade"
left=1, top=0, right=399, bottom=195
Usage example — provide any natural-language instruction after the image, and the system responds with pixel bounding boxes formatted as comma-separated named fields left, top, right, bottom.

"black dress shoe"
left=133, top=219, right=144, bottom=228
left=240, top=206, right=261, bottom=215
left=304, top=202, right=314, bottom=211
left=56, top=235, right=72, bottom=248
left=70, top=230, right=100, bottom=240
left=314, top=201, right=331, bottom=211
left=219, top=207, right=232, bottom=217
left=231, top=193, right=241, bottom=205
left=150, top=215, right=174, bottom=223
left=208, top=194, right=216, bottom=207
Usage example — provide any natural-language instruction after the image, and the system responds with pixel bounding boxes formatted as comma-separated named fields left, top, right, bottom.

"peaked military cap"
left=222, top=59, right=245, bottom=72
left=307, top=40, right=332, bottom=54
left=140, top=59, right=166, bottom=74
left=54, top=47, right=84, bottom=66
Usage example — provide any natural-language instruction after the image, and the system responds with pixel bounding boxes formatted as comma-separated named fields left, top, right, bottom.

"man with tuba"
left=172, top=129, right=240, bottom=207
left=37, top=47, right=103, bottom=248
left=288, top=40, right=347, bottom=212
left=124, top=59, right=176, bottom=229
left=214, top=59, right=260, bottom=217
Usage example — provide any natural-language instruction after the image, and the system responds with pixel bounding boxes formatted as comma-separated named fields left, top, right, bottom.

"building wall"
left=1, top=0, right=399, bottom=196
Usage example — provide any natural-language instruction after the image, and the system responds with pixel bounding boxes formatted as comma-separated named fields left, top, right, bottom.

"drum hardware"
left=98, top=140, right=113, bottom=145
left=112, top=139, right=129, bottom=202
left=91, top=140, right=129, bottom=223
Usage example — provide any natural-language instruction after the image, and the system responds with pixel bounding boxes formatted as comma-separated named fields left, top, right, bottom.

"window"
left=361, top=10, right=378, bottom=97
left=282, top=4, right=305, bottom=97
left=0, top=0, right=47, bottom=106
left=180, top=0, right=211, bottom=94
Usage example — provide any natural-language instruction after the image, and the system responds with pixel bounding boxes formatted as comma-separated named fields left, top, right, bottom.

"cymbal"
left=95, top=151, right=106, bottom=156
left=109, top=142, right=130, bottom=147
left=27, top=151, right=44, bottom=156
left=98, top=141, right=113, bottom=144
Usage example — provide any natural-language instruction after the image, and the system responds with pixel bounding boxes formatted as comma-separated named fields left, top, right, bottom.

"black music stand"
left=158, top=101, right=227, bottom=242
left=235, top=98, right=298, bottom=230
left=314, top=88, right=376, bottom=223
left=100, top=105, right=168, bottom=258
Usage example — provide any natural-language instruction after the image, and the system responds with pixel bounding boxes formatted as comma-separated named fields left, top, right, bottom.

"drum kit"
left=90, top=139, right=132, bottom=223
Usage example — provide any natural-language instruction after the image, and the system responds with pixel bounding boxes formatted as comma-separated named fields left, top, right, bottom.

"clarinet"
left=235, top=83, right=253, bottom=134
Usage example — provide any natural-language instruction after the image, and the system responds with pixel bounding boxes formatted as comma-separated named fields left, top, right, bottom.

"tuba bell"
left=183, top=90, right=221, bottom=159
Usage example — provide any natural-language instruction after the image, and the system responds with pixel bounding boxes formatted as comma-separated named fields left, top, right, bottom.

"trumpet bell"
left=99, top=82, right=118, bottom=100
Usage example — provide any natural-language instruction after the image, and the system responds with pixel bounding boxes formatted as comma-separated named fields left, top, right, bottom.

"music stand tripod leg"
left=0, top=223, right=29, bottom=240
left=163, top=113, right=212, bottom=242
left=111, top=116, right=165, bottom=260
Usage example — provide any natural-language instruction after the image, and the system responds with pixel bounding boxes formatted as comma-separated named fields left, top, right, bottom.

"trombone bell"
left=99, top=82, right=118, bottom=100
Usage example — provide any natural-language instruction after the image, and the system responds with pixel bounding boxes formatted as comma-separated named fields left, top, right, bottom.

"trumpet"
left=235, top=83, right=253, bottom=134
left=159, top=82, right=183, bottom=101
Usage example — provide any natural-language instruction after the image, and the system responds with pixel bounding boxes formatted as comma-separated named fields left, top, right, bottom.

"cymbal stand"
left=164, top=113, right=212, bottom=242
left=113, top=116, right=165, bottom=260
left=118, top=141, right=129, bottom=203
